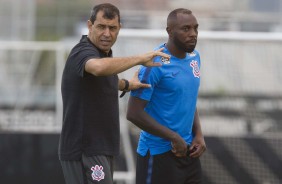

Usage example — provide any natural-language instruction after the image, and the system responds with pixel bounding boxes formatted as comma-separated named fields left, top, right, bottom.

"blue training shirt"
left=131, top=43, right=201, bottom=156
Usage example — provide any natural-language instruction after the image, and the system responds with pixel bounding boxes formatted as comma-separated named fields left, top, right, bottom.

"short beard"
left=173, top=36, right=196, bottom=53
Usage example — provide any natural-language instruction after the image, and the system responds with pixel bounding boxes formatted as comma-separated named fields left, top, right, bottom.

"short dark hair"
left=90, top=3, right=120, bottom=24
left=167, top=8, right=192, bottom=26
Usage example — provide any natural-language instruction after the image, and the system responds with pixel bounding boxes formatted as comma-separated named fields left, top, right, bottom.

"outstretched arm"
left=126, top=96, right=188, bottom=157
left=85, top=48, right=170, bottom=76
left=189, top=108, right=206, bottom=158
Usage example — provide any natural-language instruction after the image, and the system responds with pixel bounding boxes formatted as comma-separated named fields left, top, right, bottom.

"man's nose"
left=103, top=27, right=111, bottom=37
left=190, top=29, right=197, bottom=37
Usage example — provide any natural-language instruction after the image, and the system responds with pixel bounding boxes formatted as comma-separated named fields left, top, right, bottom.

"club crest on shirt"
left=190, top=60, right=200, bottom=78
left=160, top=57, right=170, bottom=64
left=91, top=165, right=105, bottom=181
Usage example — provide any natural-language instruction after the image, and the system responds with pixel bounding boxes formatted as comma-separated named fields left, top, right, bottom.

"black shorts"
left=136, top=150, right=202, bottom=184
left=60, top=154, right=114, bottom=184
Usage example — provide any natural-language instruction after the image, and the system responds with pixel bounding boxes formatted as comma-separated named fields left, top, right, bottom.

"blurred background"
left=0, top=0, right=282, bottom=184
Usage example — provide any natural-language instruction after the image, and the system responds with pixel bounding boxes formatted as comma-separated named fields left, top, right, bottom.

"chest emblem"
left=91, top=165, right=105, bottom=181
left=190, top=60, right=200, bottom=78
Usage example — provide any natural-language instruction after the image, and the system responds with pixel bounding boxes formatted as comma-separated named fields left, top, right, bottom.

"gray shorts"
left=60, top=154, right=114, bottom=184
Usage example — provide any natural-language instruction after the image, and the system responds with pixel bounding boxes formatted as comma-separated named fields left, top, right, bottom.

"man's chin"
left=181, top=45, right=195, bottom=53
left=186, top=48, right=195, bottom=53
left=98, top=45, right=111, bottom=53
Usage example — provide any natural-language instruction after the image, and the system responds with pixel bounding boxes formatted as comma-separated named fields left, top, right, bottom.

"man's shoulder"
left=70, top=36, right=99, bottom=56
left=75, top=36, right=96, bottom=49
left=153, top=43, right=166, bottom=51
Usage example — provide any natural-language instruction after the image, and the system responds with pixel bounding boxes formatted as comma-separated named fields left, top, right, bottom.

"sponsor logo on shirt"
left=91, top=165, right=105, bottom=181
left=188, top=52, right=196, bottom=57
left=190, top=60, right=200, bottom=78
left=172, top=71, right=180, bottom=77
left=161, top=57, right=170, bottom=64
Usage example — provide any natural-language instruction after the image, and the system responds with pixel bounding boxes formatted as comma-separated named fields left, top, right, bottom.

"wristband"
left=121, top=79, right=129, bottom=91
left=120, top=79, right=129, bottom=98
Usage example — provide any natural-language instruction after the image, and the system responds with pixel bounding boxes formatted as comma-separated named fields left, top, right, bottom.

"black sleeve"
left=71, top=44, right=100, bottom=77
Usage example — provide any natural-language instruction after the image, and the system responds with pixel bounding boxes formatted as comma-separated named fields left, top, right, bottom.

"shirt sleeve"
left=71, top=45, right=100, bottom=78
left=131, top=62, right=162, bottom=101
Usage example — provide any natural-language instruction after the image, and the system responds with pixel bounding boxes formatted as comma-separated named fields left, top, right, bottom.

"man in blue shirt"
left=127, top=8, right=206, bottom=184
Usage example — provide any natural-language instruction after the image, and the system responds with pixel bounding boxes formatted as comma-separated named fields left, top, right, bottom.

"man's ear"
left=118, top=23, right=122, bottom=31
left=166, top=27, right=172, bottom=36
left=87, top=20, right=92, bottom=30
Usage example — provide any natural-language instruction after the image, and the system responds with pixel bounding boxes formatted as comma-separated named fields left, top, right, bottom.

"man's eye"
left=97, top=25, right=106, bottom=30
left=110, top=27, right=117, bottom=31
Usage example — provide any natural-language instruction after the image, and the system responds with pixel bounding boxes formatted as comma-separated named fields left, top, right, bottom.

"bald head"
left=167, top=8, right=192, bottom=28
